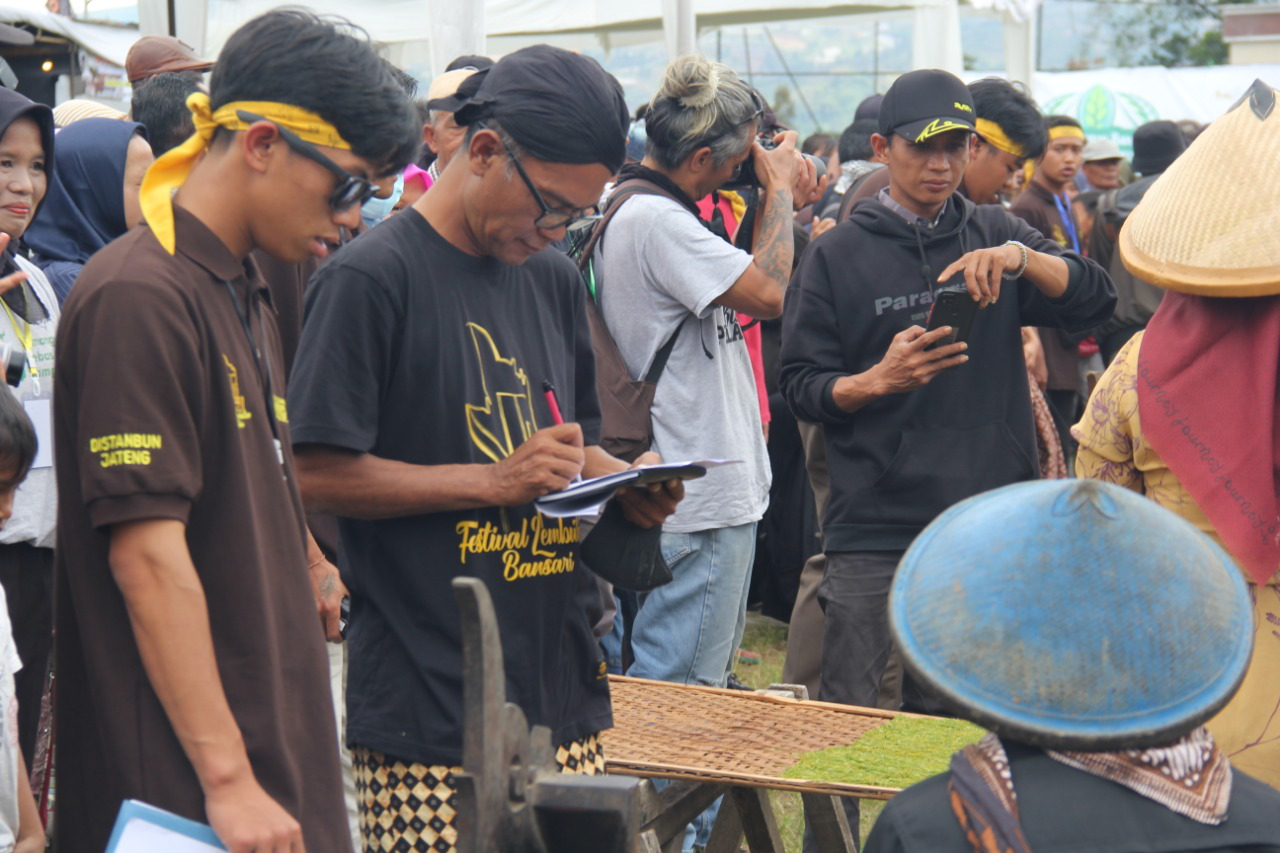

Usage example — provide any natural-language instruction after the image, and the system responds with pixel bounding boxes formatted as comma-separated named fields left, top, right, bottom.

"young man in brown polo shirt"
left=1009, top=116, right=1089, bottom=441
left=51, top=11, right=418, bottom=852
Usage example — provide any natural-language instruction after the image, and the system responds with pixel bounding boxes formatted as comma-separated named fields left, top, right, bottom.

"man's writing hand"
left=488, top=423, right=585, bottom=505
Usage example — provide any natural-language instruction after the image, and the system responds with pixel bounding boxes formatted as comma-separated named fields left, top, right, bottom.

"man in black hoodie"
left=779, top=69, right=1115, bottom=718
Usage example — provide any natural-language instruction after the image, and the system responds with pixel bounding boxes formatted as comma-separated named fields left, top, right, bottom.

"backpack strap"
left=644, top=318, right=684, bottom=384
left=577, top=178, right=688, bottom=385
left=575, top=179, right=677, bottom=274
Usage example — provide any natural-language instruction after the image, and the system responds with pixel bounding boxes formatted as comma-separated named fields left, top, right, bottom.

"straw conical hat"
left=890, top=480, right=1252, bottom=750
left=1119, top=79, right=1280, bottom=297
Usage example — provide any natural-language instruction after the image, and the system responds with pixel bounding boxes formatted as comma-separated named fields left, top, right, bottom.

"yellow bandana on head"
left=975, top=118, right=1025, bottom=159
left=140, top=92, right=351, bottom=254
left=1048, top=125, right=1086, bottom=143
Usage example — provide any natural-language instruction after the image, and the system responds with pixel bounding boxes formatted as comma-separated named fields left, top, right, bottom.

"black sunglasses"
left=237, top=110, right=379, bottom=212
left=480, top=123, right=600, bottom=233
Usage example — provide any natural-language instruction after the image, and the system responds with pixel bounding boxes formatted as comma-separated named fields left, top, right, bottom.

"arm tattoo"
left=754, top=189, right=795, bottom=286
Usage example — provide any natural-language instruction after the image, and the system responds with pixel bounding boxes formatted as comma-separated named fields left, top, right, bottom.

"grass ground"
left=733, top=613, right=884, bottom=851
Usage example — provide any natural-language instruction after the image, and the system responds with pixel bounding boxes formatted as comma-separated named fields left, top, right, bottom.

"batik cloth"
left=1028, top=370, right=1067, bottom=479
left=354, top=733, right=606, bottom=852
left=949, top=728, right=1232, bottom=853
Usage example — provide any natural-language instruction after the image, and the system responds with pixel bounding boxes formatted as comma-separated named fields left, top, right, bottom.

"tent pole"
left=662, top=0, right=696, bottom=59
left=763, top=26, right=820, bottom=130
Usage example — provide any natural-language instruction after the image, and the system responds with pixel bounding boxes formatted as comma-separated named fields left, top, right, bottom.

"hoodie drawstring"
left=912, top=223, right=934, bottom=294
left=913, top=220, right=971, bottom=296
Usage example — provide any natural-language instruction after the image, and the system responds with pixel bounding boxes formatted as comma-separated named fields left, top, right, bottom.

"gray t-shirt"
left=594, top=194, right=770, bottom=532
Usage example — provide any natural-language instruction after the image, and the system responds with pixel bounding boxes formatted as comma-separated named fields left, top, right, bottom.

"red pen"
left=542, top=380, right=564, bottom=425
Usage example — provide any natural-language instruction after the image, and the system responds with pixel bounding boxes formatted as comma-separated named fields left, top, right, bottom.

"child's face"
left=0, top=459, right=25, bottom=529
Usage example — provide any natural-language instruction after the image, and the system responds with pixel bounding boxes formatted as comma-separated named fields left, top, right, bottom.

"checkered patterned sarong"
left=354, top=732, right=605, bottom=852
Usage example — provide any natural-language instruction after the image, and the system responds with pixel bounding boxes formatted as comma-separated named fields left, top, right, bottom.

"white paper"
left=112, top=818, right=226, bottom=852
left=22, top=398, right=51, bottom=469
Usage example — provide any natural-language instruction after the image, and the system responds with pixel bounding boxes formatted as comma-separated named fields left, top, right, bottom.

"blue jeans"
left=629, top=521, right=758, bottom=850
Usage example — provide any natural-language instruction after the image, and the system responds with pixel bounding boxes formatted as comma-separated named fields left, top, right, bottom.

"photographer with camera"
left=591, top=55, right=820, bottom=851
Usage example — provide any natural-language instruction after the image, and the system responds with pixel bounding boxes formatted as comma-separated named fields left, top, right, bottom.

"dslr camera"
left=723, top=135, right=827, bottom=192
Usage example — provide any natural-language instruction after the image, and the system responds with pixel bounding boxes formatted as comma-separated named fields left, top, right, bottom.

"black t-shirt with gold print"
left=288, top=209, right=610, bottom=766
left=52, top=207, right=349, bottom=851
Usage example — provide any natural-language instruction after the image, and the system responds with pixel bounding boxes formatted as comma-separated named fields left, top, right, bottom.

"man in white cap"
left=1076, top=137, right=1125, bottom=192
left=418, top=66, right=480, bottom=186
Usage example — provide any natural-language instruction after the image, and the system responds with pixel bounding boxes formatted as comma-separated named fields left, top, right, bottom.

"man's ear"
left=241, top=122, right=281, bottom=175
left=870, top=132, right=890, bottom=162
left=466, top=127, right=501, bottom=176
left=422, top=121, right=438, bottom=153
left=970, top=134, right=982, bottom=157
left=686, top=145, right=714, bottom=176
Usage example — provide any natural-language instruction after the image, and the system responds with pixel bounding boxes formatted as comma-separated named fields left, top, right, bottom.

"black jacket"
left=865, top=740, right=1280, bottom=852
left=779, top=193, right=1115, bottom=551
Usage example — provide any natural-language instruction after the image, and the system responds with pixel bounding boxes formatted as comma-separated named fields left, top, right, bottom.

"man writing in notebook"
left=286, top=47, right=683, bottom=853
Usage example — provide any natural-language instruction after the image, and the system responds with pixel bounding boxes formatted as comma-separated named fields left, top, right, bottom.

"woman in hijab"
left=0, top=85, right=55, bottom=853
left=1073, top=80, right=1280, bottom=790
left=25, top=117, right=151, bottom=303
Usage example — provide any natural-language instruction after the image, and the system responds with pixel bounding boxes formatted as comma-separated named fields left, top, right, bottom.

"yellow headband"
left=1048, top=125, right=1086, bottom=143
left=974, top=118, right=1025, bottom=158
left=140, top=92, right=351, bottom=255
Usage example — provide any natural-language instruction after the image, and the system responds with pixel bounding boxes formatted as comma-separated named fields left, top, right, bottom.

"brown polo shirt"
left=52, top=207, right=349, bottom=851
left=1009, top=180, right=1085, bottom=394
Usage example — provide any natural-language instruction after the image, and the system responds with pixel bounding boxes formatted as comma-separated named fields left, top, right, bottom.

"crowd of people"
left=0, top=8, right=1272, bottom=853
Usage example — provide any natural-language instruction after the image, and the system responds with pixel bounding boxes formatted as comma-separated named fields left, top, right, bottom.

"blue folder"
left=105, top=800, right=227, bottom=852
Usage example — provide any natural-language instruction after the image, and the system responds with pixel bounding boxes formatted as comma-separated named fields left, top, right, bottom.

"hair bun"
left=678, top=64, right=720, bottom=109
left=660, top=55, right=723, bottom=112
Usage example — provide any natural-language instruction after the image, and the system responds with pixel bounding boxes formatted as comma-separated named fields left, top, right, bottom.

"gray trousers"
left=817, top=551, right=905, bottom=709
left=781, top=421, right=828, bottom=698
left=782, top=423, right=904, bottom=710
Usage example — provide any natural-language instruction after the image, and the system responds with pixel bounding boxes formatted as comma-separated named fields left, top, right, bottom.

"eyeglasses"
left=481, top=124, right=600, bottom=233
left=237, top=110, right=380, bottom=212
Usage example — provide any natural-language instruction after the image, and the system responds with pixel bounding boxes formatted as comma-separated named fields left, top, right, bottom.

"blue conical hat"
left=889, top=480, right=1253, bottom=751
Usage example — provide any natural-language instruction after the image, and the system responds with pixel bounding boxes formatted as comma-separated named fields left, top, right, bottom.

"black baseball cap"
left=878, top=69, right=976, bottom=143
left=854, top=93, right=884, bottom=122
left=1130, top=119, right=1187, bottom=176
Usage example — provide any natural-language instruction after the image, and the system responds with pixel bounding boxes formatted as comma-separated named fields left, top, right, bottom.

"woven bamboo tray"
left=602, top=676, right=924, bottom=800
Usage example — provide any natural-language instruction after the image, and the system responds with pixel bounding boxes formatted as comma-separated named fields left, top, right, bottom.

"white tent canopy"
left=143, top=0, right=979, bottom=82
left=0, top=5, right=139, bottom=66
left=0, top=0, right=1040, bottom=100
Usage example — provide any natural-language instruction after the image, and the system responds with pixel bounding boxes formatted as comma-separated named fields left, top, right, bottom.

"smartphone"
left=925, top=289, right=979, bottom=351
